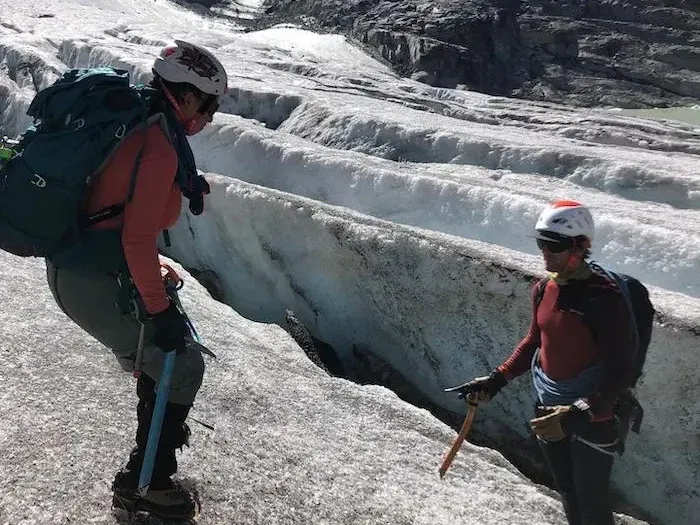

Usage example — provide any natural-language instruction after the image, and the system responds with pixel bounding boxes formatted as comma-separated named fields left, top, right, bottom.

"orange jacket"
left=85, top=122, right=181, bottom=314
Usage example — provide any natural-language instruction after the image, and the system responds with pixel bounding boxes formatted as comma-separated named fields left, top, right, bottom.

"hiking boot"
left=112, top=470, right=197, bottom=520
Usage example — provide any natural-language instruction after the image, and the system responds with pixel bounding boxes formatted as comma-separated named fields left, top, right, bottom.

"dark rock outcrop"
left=260, top=0, right=700, bottom=108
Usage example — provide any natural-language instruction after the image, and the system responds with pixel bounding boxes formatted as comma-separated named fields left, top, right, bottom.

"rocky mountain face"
left=259, top=0, right=700, bottom=108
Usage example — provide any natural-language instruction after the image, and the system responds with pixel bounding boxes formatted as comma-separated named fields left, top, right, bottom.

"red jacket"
left=498, top=273, right=634, bottom=417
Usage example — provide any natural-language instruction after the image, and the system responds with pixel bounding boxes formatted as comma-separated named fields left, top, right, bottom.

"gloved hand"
left=530, top=402, right=591, bottom=441
left=445, top=370, right=507, bottom=402
left=184, top=175, right=210, bottom=216
left=152, top=302, right=187, bottom=354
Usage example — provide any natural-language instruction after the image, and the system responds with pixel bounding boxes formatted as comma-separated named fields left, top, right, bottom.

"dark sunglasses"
left=536, top=237, right=574, bottom=253
left=197, top=95, right=220, bottom=117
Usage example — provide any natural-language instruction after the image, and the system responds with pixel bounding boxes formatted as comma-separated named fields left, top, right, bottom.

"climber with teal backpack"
left=447, top=200, right=654, bottom=525
left=0, top=40, right=227, bottom=520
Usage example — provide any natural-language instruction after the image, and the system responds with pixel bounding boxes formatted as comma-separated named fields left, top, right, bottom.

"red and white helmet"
left=153, top=40, right=228, bottom=96
left=535, top=200, right=595, bottom=242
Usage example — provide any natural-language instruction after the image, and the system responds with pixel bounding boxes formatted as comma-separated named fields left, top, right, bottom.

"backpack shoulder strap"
left=589, top=263, right=632, bottom=313
left=85, top=89, right=158, bottom=228
left=534, top=277, right=548, bottom=307
left=81, top=122, right=148, bottom=229
left=588, top=261, right=639, bottom=353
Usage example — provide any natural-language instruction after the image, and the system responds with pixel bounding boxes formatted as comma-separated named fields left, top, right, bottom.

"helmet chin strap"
left=158, top=79, right=199, bottom=135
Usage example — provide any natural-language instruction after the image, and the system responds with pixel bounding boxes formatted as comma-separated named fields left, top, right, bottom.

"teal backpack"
left=0, top=67, right=152, bottom=257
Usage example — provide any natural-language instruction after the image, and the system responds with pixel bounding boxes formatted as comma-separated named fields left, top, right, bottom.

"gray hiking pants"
left=46, top=262, right=204, bottom=405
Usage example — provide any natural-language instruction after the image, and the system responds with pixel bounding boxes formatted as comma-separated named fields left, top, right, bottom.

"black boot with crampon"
left=112, top=374, right=199, bottom=521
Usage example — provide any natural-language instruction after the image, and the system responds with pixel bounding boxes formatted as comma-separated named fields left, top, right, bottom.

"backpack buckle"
left=31, top=174, right=47, bottom=188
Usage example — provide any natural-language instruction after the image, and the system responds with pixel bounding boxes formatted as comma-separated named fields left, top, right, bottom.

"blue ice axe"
left=137, top=350, right=176, bottom=497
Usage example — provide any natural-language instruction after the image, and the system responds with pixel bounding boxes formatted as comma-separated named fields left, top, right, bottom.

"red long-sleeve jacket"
left=498, top=273, right=635, bottom=418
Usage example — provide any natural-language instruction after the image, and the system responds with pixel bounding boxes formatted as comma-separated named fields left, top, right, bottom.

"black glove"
left=152, top=302, right=187, bottom=353
left=445, top=370, right=507, bottom=401
left=183, top=174, right=210, bottom=216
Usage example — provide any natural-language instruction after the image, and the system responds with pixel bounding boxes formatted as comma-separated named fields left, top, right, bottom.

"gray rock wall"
left=260, top=0, right=700, bottom=107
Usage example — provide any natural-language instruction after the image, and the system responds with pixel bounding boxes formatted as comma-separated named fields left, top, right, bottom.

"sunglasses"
left=197, top=94, right=220, bottom=117
left=536, top=237, right=574, bottom=253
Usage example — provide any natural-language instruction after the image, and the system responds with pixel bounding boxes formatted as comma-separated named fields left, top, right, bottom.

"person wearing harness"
left=46, top=41, right=227, bottom=520
left=450, top=200, right=635, bottom=525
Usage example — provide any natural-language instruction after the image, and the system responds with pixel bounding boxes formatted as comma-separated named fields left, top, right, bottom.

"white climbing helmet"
left=534, top=200, right=595, bottom=242
left=153, top=40, right=228, bottom=96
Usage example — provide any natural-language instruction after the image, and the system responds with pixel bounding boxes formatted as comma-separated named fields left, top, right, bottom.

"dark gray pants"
left=537, top=417, right=619, bottom=525
left=46, top=261, right=204, bottom=405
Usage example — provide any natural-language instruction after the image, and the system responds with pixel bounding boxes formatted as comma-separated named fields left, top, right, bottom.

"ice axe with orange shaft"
left=438, top=395, right=479, bottom=479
